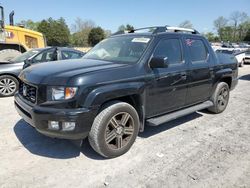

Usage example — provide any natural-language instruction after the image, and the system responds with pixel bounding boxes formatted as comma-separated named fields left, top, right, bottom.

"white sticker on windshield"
left=132, top=38, right=150, bottom=43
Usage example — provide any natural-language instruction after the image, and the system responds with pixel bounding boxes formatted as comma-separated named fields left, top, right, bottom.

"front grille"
left=19, top=81, right=37, bottom=103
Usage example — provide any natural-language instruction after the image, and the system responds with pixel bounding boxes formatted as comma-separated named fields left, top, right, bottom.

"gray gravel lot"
left=0, top=66, right=250, bottom=188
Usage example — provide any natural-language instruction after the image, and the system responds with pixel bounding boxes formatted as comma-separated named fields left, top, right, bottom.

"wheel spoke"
left=6, top=88, right=10, bottom=94
left=121, top=113, right=130, bottom=126
left=8, top=87, right=15, bottom=92
left=0, top=87, right=4, bottom=92
left=3, top=88, right=7, bottom=94
left=9, top=85, right=16, bottom=89
left=106, top=130, right=117, bottom=143
left=3, top=79, right=7, bottom=84
left=124, top=127, right=134, bottom=135
left=9, top=82, right=15, bottom=86
left=116, top=136, right=123, bottom=149
left=0, top=81, right=5, bottom=86
left=222, top=91, right=228, bottom=98
left=110, top=117, right=119, bottom=129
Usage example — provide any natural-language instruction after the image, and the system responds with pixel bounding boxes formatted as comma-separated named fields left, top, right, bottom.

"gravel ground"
left=0, top=66, right=250, bottom=188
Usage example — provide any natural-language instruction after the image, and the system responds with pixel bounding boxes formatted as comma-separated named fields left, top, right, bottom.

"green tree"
left=17, top=19, right=40, bottom=31
left=214, top=16, right=228, bottom=41
left=88, top=27, right=105, bottom=46
left=203, top=32, right=219, bottom=42
left=118, top=24, right=134, bottom=31
left=179, top=20, right=193, bottom=29
left=37, top=17, right=70, bottom=46
left=220, top=26, right=234, bottom=42
left=244, top=29, right=250, bottom=41
left=230, top=11, right=248, bottom=41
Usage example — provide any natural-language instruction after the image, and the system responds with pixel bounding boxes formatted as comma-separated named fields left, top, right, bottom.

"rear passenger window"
left=61, top=51, right=83, bottom=60
left=153, top=39, right=182, bottom=65
left=186, top=39, right=208, bottom=62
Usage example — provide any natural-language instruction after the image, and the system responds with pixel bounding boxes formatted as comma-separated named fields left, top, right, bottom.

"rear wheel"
left=208, top=82, right=230, bottom=113
left=0, top=75, right=19, bottom=97
left=88, top=101, right=140, bottom=158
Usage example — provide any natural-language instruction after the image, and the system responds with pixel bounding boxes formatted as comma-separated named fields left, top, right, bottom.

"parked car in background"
left=216, top=48, right=246, bottom=67
left=0, top=47, right=85, bottom=97
left=244, top=51, right=250, bottom=64
left=234, top=51, right=247, bottom=67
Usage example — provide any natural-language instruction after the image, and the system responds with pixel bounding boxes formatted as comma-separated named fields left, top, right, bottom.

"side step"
left=146, top=101, right=213, bottom=126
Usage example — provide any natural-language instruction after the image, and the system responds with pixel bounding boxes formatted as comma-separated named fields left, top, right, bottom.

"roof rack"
left=112, top=25, right=199, bottom=36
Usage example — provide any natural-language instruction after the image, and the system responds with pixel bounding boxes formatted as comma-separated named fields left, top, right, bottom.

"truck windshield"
left=11, top=50, right=40, bottom=63
left=83, top=36, right=151, bottom=64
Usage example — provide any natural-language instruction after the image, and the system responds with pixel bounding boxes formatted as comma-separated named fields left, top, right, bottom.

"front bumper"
left=14, top=93, right=97, bottom=140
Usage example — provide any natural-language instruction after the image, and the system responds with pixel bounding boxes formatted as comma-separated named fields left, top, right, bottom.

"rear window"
left=186, top=39, right=208, bottom=62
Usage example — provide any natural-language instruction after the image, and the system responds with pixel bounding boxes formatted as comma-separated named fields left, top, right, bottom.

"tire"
left=0, top=75, right=19, bottom=97
left=0, top=49, right=22, bottom=62
left=88, top=101, right=140, bottom=158
left=208, top=82, right=230, bottom=114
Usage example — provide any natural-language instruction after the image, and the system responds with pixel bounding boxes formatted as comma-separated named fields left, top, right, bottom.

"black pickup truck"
left=14, top=26, right=238, bottom=158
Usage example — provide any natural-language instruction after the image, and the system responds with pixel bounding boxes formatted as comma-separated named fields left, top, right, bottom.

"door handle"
left=171, top=73, right=187, bottom=86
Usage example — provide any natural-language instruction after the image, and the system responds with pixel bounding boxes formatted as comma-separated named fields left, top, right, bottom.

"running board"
left=146, top=101, right=213, bottom=126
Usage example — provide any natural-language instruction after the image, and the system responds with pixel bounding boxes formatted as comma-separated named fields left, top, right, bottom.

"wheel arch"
left=84, top=82, right=146, bottom=132
left=0, top=72, right=19, bottom=81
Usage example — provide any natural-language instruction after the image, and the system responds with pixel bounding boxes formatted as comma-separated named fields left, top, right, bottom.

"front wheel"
left=88, top=101, right=140, bottom=158
left=0, top=75, right=19, bottom=97
left=208, top=82, right=230, bottom=114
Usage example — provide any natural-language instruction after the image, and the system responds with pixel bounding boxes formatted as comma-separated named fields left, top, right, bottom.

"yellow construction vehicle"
left=0, top=6, right=46, bottom=61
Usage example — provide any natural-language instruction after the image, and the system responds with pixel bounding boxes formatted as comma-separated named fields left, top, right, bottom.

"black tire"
left=208, top=82, right=230, bottom=114
left=0, top=75, right=19, bottom=97
left=88, top=101, right=140, bottom=158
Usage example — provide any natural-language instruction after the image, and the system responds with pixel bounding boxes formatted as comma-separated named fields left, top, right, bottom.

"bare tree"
left=71, top=18, right=96, bottom=33
left=70, top=18, right=96, bottom=47
left=230, top=11, right=248, bottom=40
left=179, top=20, right=193, bottom=29
left=213, top=16, right=228, bottom=40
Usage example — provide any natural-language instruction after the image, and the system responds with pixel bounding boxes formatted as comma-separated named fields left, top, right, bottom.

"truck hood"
left=19, top=58, right=128, bottom=85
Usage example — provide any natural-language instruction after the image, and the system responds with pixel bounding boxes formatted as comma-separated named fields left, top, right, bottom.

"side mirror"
left=149, top=56, right=168, bottom=69
left=23, top=59, right=32, bottom=69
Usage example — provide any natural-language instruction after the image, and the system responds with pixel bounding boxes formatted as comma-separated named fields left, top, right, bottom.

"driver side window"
left=33, top=49, right=57, bottom=63
left=153, top=38, right=183, bottom=65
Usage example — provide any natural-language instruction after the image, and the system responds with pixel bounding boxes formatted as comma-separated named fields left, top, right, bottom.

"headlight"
left=51, top=87, right=77, bottom=100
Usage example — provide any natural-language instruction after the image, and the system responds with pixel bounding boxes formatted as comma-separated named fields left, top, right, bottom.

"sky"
left=1, top=0, right=250, bottom=33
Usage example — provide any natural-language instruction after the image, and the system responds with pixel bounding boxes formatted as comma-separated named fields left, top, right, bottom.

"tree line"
left=206, top=11, right=250, bottom=42
left=18, top=11, right=250, bottom=47
left=18, top=18, right=136, bottom=47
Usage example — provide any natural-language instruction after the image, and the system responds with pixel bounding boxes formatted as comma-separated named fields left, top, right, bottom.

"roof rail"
left=166, top=26, right=199, bottom=34
left=111, top=25, right=199, bottom=36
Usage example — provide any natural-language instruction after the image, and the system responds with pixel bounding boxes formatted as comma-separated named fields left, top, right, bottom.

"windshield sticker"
left=186, top=39, right=195, bottom=46
left=132, top=38, right=150, bottom=43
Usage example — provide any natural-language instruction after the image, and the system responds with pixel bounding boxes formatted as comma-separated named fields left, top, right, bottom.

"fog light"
left=62, top=122, right=76, bottom=131
left=48, top=121, right=59, bottom=130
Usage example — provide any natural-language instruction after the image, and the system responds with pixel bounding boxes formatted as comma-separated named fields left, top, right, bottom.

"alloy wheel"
left=105, top=112, right=135, bottom=150
left=0, top=78, right=17, bottom=96
left=217, top=86, right=229, bottom=109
